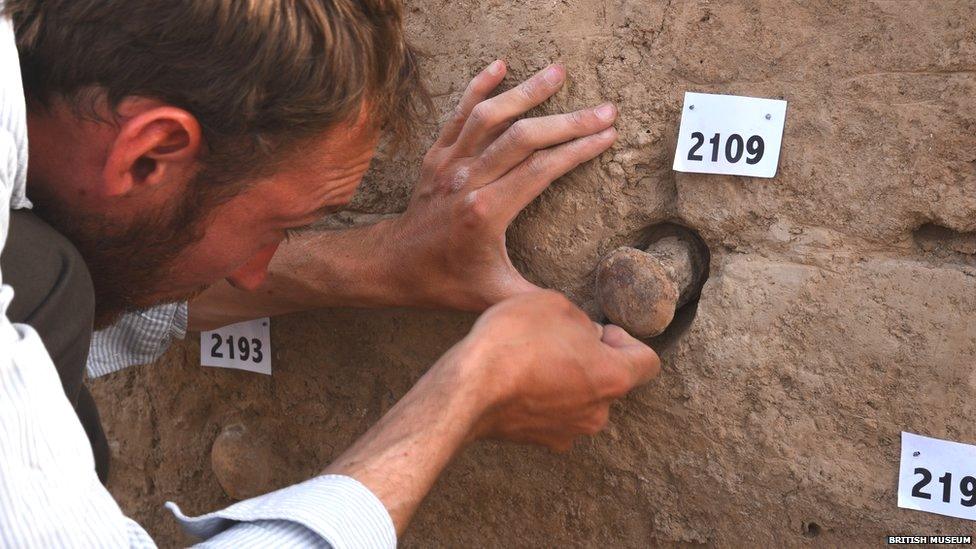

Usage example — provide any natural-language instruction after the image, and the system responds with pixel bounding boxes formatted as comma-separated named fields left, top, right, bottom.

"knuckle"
left=517, top=80, right=538, bottom=101
left=450, top=103, right=467, bottom=125
left=524, top=151, right=549, bottom=177
left=459, top=191, right=490, bottom=228
left=570, top=109, right=587, bottom=127
left=473, top=151, right=493, bottom=174
left=431, top=164, right=456, bottom=190
left=449, top=165, right=472, bottom=193
left=568, top=137, right=592, bottom=159
left=469, top=102, right=496, bottom=128
left=421, top=150, right=441, bottom=174
left=507, top=119, right=531, bottom=144
left=450, top=101, right=465, bottom=120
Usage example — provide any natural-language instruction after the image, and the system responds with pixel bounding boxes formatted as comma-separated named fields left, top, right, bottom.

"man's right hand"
left=325, top=291, right=660, bottom=534
left=457, top=291, right=661, bottom=451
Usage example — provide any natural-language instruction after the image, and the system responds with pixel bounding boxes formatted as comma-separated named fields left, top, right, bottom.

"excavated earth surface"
left=91, top=1, right=976, bottom=546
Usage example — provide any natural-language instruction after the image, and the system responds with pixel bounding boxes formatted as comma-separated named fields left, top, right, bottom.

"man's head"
left=4, top=0, right=428, bottom=328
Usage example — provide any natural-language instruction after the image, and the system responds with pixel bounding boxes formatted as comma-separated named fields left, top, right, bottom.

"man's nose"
left=225, top=243, right=280, bottom=291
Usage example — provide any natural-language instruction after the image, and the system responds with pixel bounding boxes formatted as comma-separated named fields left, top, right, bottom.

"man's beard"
left=30, top=178, right=225, bottom=330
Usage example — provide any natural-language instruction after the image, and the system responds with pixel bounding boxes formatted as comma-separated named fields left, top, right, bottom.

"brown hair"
left=3, top=0, right=430, bottom=184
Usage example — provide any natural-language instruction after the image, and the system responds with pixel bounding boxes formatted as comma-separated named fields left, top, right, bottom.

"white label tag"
left=898, top=431, right=976, bottom=521
left=200, top=317, right=271, bottom=375
left=672, top=92, right=787, bottom=178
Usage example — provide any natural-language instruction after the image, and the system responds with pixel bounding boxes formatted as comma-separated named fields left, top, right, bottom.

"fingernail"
left=595, top=103, right=616, bottom=121
left=487, top=60, right=504, bottom=76
left=543, top=65, right=563, bottom=86
left=597, top=127, right=616, bottom=139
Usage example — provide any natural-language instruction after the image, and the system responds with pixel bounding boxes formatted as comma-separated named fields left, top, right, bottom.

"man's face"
left=138, top=119, right=380, bottom=315
left=25, top=114, right=379, bottom=329
left=27, top=99, right=380, bottom=328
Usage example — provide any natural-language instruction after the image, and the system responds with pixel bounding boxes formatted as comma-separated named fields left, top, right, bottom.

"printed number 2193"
left=687, top=132, right=764, bottom=165
left=210, top=333, right=263, bottom=363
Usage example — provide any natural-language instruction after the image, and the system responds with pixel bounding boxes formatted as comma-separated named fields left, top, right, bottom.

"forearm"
left=189, top=219, right=412, bottom=330
left=323, top=343, right=486, bottom=534
left=174, top=303, right=492, bottom=547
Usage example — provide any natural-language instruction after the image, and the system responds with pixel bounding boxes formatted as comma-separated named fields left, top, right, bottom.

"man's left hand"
left=384, top=60, right=618, bottom=310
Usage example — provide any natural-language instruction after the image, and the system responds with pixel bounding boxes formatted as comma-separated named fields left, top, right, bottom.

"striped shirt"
left=88, top=302, right=188, bottom=378
left=0, top=12, right=395, bottom=548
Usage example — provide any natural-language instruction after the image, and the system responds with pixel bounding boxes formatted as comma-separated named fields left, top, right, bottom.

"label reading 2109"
left=687, top=132, right=764, bottom=165
left=672, top=92, right=787, bottom=178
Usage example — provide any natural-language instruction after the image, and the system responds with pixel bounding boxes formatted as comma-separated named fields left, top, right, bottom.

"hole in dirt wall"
left=601, top=222, right=711, bottom=353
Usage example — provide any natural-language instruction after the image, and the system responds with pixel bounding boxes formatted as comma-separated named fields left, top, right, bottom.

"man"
left=0, top=0, right=661, bottom=546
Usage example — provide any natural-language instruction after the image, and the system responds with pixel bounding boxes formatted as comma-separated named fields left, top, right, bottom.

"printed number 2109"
left=687, top=132, right=764, bottom=165
left=210, top=333, right=264, bottom=363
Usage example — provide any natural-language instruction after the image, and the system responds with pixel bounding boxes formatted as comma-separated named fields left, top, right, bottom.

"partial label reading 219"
left=898, top=431, right=976, bottom=522
left=911, top=467, right=976, bottom=507
left=687, top=132, right=764, bottom=165
left=209, top=333, right=263, bottom=363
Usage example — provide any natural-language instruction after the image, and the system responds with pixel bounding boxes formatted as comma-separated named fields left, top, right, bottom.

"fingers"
left=484, top=126, right=617, bottom=224
left=453, top=64, right=567, bottom=156
left=474, top=103, right=617, bottom=184
left=601, top=324, right=662, bottom=387
left=436, top=60, right=508, bottom=148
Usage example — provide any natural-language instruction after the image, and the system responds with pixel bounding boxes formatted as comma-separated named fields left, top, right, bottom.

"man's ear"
left=102, top=101, right=202, bottom=197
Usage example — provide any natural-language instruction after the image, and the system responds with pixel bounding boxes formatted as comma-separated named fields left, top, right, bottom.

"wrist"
left=353, top=217, right=410, bottom=307
left=381, top=213, right=491, bottom=311
left=294, top=218, right=410, bottom=309
left=427, top=336, right=508, bottom=444
left=378, top=215, right=442, bottom=309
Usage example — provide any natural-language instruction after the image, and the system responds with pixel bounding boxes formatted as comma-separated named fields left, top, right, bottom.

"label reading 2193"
left=200, top=317, right=272, bottom=375
left=208, top=333, right=263, bottom=363
left=672, top=92, right=787, bottom=178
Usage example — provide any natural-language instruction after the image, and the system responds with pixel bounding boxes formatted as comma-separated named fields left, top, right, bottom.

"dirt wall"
left=91, top=1, right=976, bottom=546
